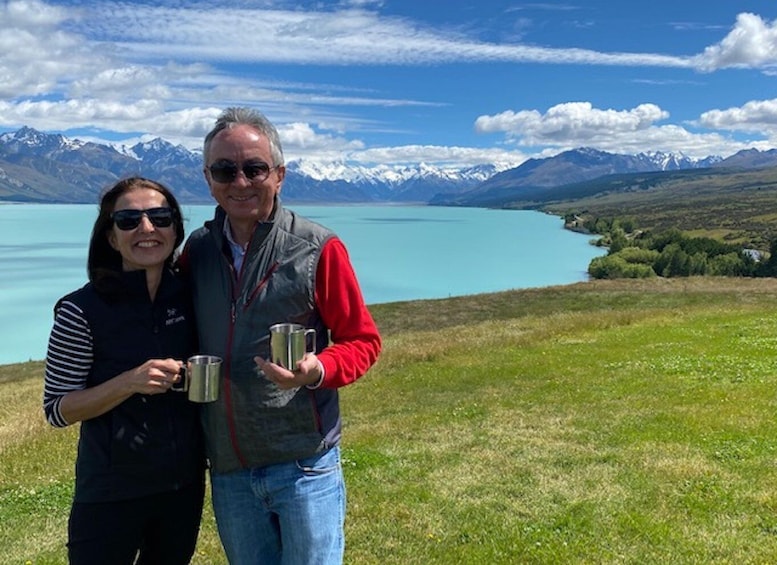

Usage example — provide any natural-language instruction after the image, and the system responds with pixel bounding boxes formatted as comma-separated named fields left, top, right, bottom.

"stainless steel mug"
left=173, top=355, right=222, bottom=402
left=269, top=323, right=316, bottom=370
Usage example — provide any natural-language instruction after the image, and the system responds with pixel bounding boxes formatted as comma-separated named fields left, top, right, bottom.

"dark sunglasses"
left=208, top=160, right=276, bottom=183
left=111, top=207, right=176, bottom=231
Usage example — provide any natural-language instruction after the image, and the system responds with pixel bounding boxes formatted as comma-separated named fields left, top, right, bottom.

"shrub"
left=589, top=254, right=656, bottom=279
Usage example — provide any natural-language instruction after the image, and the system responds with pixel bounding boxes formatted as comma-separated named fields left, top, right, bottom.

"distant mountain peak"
left=0, top=125, right=773, bottom=206
left=0, top=125, right=83, bottom=152
left=430, top=146, right=736, bottom=207
left=136, top=137, right=173, bottom=151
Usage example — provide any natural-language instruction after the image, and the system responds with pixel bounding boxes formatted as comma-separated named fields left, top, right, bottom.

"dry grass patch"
left=0, top=377, right=47, bottom=452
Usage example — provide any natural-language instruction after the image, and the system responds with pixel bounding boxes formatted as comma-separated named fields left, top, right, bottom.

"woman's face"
left=107, top=188, right=177, bottom=272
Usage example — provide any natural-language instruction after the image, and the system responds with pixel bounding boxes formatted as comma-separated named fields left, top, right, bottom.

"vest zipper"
left=244, top=261, right=280, bottom=311
left=222, top=236, right=248, bottom=468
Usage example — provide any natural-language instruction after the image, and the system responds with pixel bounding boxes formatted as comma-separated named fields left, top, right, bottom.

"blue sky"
left=3, top=0, right=777, bottom=168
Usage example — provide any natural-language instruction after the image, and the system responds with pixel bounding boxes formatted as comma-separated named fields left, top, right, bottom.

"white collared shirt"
left=222, top=217, right=247, bottom=272
left=222, top=214, right=326, bottom=388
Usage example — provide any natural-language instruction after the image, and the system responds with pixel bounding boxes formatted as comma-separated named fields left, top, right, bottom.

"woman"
left=43, top=177, right=205, bottom=564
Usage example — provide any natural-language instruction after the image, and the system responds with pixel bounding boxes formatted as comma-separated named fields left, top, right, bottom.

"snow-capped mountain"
left=0, top=127, right=510, bottom=204
left=286, top=159, right=508, bottom=202
left=1, top=126, right=773, bottom=206
left=634, top=150, right=721, bottom=171
left=430, top=147, right=727, bottom=206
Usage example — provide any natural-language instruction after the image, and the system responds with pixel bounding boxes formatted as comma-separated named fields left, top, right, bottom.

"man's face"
left=203, top=124, right=285, bottom=227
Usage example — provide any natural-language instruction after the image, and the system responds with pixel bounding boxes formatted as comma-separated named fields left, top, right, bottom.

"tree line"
left=572, top=215, right=777, bottom=280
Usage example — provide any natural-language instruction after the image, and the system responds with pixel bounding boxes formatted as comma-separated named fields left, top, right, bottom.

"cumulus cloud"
left=0, top=98, right=164, bottom=128
left=699, top=99, right=777, bottom=132
left=0, top=1, right=101, bottom=97
left=472, top=101, right=774, bottom=159
left=0, top=98, right=222, bottom=147
left=475, top=102, right=669, bottom=144
left=693, top=13, right=777, bottom=71
left=277, top=122, right=364, bottom=161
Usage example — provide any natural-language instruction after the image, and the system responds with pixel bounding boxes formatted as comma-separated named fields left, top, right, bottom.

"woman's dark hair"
left=87, top=177, right=185, bottom=287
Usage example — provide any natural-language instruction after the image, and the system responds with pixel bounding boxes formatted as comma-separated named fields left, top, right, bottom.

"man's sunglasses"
left=208, top=160, right=276, bottom=184
left=111, top=207, right=176, bottom=231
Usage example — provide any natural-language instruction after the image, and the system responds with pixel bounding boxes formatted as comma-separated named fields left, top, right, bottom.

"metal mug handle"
left=304, top=328, right=316, bottom=357
left=171, top=364, right=188, bottom=392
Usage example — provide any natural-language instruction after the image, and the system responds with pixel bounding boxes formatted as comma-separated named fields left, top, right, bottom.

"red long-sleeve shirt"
left=313, top=237, right=381, bottom=388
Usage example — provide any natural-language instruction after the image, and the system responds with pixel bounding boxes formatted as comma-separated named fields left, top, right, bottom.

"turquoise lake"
left=0, top=203, right=605, bottom=364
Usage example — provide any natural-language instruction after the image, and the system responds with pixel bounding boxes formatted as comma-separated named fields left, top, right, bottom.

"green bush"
left=585, top=220, right=759, bottom=279
left=588, top=254, right=656, bottom=279
left=613, top=247, right=659, bottom=265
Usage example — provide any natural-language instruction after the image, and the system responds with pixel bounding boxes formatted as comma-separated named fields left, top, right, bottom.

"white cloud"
left=0, top=0, right=704, bottom=96
left=54, top=2, right=689, bottom=68
left=475, top=102, right=669, bottom=144
left=277, top=122, right=364, bottom=161
left=0, top=99, right=221, bottom=148
left=47, top=3, right=777, bottom=75
left=2, top=1, right=777, bottom=165
left=5, top=0, right=68, bottom=26
left=347, top=145, right=528, bottom=168
left=69, top=66, right=169, bottom=98
left=0, top=1, right=100, bottom=98
left=473, top=101, right=772, bottom=159
left=699, top=99, right=777, bottom=132
left=694, top=13, right=777, bottom=71
left=0, top=98, right=162, bottom=126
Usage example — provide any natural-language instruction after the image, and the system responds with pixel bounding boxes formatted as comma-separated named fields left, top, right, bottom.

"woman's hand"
left=59, top=358, right=184, bottom=424
left=124, top=358, right=184, bottom=395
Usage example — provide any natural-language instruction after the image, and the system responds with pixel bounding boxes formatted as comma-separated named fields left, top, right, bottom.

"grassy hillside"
left=5, top=277, right=777, bottom=563
left=536, top=166, right=777, bottom=248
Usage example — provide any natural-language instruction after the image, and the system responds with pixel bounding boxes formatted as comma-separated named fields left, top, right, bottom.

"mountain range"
left=1, top=126, right=777, bottom=206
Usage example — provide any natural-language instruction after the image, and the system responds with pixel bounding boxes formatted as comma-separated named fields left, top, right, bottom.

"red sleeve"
left=176, top=244, right=190, bottom=275
left=314, top=237, right=382, bottom=388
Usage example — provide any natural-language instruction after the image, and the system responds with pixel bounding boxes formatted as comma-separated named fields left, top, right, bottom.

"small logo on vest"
left=165, top=307, right=185, bottom=326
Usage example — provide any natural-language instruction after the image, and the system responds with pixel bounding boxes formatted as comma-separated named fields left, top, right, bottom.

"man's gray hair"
left=203, top=107, right=285, bottom=166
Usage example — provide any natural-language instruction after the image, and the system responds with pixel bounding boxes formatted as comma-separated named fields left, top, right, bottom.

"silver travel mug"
left=173, top=354, right=222, bottom=402
left=269, top=323, right=316, bottom=370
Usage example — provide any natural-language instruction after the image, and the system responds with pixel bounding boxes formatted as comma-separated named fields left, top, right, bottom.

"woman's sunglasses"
left=208, top=160, right=276, bottom=183
left=111, top=207, right=175, bottom=231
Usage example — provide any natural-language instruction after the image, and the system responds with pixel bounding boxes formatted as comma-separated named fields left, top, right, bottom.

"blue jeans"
left=211, top=446, right=346, bottom=565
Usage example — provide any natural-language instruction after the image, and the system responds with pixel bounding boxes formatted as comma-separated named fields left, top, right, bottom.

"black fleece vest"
left=61, top=269, right=204, bottom=502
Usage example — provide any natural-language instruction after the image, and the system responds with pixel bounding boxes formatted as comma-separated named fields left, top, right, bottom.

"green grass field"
left=4, top=277, right=777, bottom=563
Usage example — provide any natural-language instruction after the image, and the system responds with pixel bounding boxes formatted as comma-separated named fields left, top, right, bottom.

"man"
left=181, top=107, right=382, bottom=564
